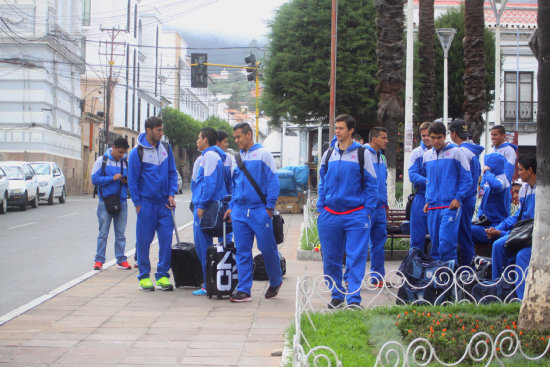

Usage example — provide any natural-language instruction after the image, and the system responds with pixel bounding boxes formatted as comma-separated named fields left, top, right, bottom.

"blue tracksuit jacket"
left=364, top=144, right=388, bottom=209
left=489, top=142, right=517, bottom=184
left=223, top=153, right=234, bottom=195
left=477, top=153, right=510, bottom=225
left=460, top=141, right=484, bottom=198
left=423, top=142, right=472, bottom=207
left=191, top=155, right=203, bottom=207
left=128, top=133, right=178, bottom=207
left=408, top=142, right=430, bottom=250
left=423, top=142, right=472, bottom=262
left=128, top=133, right=178, bottom=281
left=91, top=148, right=128, bottom=202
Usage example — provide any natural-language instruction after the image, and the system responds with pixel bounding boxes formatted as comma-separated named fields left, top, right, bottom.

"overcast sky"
left=142, top=0, right=289, bottom=42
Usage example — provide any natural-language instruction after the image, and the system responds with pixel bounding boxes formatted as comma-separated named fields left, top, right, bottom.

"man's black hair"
left=369, top=126, right=388, bottom=141
left=145, top=116, right=163, bottom=131
left=233, top=122, right=253, bottom=135
left=518, top=154, right=537, bottom=174
left=490, top=125, right=506, bottom=135
left=428, top=121, right=446, bottom=136
left=335, top=114, right=356, bottom=131
left=449, top=118, right=470, bottom=140
left=216, top=129, right=229, bottom=142
left=200, top=127, right=218, bottom=147
left=112, top=137, right=129, bottom=149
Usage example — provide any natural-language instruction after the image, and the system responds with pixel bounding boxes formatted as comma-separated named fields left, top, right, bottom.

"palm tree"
left=375, top=0, right=404, bottom=204
left=418, top=0, right=435, bottom=123
left=518, top=2, right=550, bottom=330
left=462, top=0, right=486, bottom=143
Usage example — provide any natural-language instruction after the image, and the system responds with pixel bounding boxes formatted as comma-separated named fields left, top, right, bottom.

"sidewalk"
left=0, top=213, right=401, bottom=366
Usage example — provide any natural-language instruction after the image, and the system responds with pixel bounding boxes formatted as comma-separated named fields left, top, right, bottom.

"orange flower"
left=427, top=313, right=431, bottom=317
left=396, top=322, right=399, bottom=326
left=442, top=333, right=446, bottom=337
left=443, top=328, right=447, bottom=332
left=462, top=326, right=465, bottom=330
left=520, top=331, right=523, bottom=335
left=408, top=330, right=412, bottom=333
left=405, top=311, right=408, bottom=315
left=413, top=310, right=416, bottom=313
left=452, top=337, right=455, bottom=341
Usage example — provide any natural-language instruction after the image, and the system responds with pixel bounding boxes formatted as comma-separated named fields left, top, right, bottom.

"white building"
left=0, top=0, right=84, bottom=192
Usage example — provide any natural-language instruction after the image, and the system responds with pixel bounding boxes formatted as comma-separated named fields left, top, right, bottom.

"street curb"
left=0, top=221, right=193, bottom=326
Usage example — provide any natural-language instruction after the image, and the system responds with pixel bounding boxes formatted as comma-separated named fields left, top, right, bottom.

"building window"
left=82, top=0, right=91, bottom=26
left=504, top=71, right=534, bottom=122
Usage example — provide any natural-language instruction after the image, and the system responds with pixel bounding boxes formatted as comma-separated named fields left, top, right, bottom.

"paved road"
left=0, top=189, right=194, bottom=316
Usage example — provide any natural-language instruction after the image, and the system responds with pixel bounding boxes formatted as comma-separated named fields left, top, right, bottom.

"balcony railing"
left=502, top=101, right=537, bottom=122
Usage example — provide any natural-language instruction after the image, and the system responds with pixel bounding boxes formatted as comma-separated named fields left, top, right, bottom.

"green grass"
left=300, top=225, right=319, bottom=251
left=293, top=303, right=550, bottom=366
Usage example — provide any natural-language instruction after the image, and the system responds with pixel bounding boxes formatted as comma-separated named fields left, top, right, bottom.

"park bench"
left=386, top=209, right=410, bottom=256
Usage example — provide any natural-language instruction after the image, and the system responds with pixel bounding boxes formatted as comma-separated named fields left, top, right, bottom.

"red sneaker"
left=93, top=262, right=103, bottom=270
left=117, top=261, right=131, bottom=270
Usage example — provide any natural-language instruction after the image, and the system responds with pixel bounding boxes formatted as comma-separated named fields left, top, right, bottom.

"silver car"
left=177, top=172, right=183, bottom=194
left=29, top=162, right=67, bottom=205
left=0, top=167, right=8, bottom=214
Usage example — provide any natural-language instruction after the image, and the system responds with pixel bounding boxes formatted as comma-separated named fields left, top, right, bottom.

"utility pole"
left=99, top=26, right=126, bottom=153
left=329, top=0, right=338, bottom=141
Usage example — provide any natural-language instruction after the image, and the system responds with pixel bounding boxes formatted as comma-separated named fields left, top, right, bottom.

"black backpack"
left=324, top=146, right=366, bottom=186
left=253, top=253, right=286, bottom=281
left=405, top=192, right=416, bottom=221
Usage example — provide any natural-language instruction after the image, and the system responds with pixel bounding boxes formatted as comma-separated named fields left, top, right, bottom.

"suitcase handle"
left=171, top=208, right=181, bottom=246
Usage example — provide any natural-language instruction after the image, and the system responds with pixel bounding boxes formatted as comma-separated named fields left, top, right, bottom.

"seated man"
left=490, top=154, right=536, bottom=299
left=471, top=153, right=510, bottom=249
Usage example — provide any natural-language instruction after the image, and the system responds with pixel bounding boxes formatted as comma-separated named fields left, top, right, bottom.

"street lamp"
left=436, top=28, right=457, bottom=125
left=489, top=0, right=508, bottom=127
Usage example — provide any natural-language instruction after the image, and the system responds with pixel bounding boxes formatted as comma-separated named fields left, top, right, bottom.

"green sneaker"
left=139, top=278, right=155, bottom=291
left=155, top=277, right=174, bottom=291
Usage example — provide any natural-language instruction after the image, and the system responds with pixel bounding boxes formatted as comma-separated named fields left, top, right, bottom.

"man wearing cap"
left=449, top=119, right=484, bottom=266
left=422, top=122, right=472, bottom=263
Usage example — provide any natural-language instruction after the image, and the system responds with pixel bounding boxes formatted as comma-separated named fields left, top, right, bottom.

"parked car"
left=0, top=161, right=39, bottom=211
left=29, top=162, right=66, bottom=205
left=177, top=171, right=183, bottom=194
left=0, top=167, right=9, bottom=214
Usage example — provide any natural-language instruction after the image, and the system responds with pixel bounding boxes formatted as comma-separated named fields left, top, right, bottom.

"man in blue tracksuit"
left=407, top=121, right=432, bottom=252
left=364, top=127, right=388, bottom=285
left=317, top=114, right=378, bottom=309
left=490, top=154, right=536, bottom=300
left=489, top=125, right=517, bottom=187
left=128, top=116, right=178, bottom=292
left=224, top=123, right=282, bottom=303
left=91, top=137, right=131, bottom=271
left=471, top=153, right=510, bottom=248
left=192, top=127, right=227, bottom=296
left=449, top=119, right=484, bottom=266
left=422, top=122, right=472, bottom=263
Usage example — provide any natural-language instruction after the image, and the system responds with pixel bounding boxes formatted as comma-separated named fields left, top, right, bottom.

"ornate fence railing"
left=293, top=265, right=550, bottom=366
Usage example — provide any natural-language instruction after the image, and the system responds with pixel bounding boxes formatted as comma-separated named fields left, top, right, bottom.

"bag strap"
left=324, top=145, right=365, bottom=186
left=98, top=156, right=123, bottom=199
left=235, top=153, right=267, bottom=206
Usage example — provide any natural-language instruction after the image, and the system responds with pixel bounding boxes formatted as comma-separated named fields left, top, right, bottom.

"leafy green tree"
left=162, top=107, right=202, bottom=171
left=202, top=116, right=238, bottom=150
left=262, top=0, right=378, bottom=127
left=415, top=6, right=495, bottom=127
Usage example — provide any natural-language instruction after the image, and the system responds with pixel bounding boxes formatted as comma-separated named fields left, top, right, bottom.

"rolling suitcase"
left=205, top=221, right=238, bottom=299
left=170, top=209, right=203, bottom=288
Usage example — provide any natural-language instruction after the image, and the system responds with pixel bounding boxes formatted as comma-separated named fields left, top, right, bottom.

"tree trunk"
left=418, top=0, right=435, bottom=123
left=518, top=3, right=550, bottom=330
left=375, top=0, right=404, bottom=205
left=462, top=0, right=486, bottom=143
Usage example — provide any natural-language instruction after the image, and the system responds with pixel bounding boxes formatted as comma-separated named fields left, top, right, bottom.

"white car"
left=177, top=171, right=183, bottom=194
left=0, top=161, right=39, bottom=211
left=0, top=167, right=9, bottom=214
left=29, top=162, right=67, bottom=205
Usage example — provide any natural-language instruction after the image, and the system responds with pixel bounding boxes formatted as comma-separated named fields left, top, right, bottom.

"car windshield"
left=30, top=163, right=51, bottom=175
left=1, top=166, right=23, bottom=179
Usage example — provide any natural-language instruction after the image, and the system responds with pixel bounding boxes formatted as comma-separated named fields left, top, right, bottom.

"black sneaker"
left=327, top=298, right=345, bottom=309
left=230, top=291, right=252, bottom=303
left=348, top=302, right=363, bottom=310
left=265, top=282, right=282, bottom=299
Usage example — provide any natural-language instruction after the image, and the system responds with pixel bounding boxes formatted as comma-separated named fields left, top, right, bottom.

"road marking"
left=7, top=222, right=36, bottom=230
left=0, top=220, right=194, bottom=326
left=58, top=212, right=78, bottom=218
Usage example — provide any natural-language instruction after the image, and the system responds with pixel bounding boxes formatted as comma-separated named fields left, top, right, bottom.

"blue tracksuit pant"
left=369, top=207, right=387, bottom=281
left=136, top=199, right=173, bottom=281
left=491, top=235, right=531, bottom=300
left=318, top=208, right=370, bottom=304
left=427, top=207, right=461, bottom=262
left=410, top=194, right=428, bottom=251
left=194, top=207, right=214, bottom=286
left=457, top=196, right=476, bottom=266
left=471, top=221, right=500, bottom=248
left=231, top=206, right=282, bottom=295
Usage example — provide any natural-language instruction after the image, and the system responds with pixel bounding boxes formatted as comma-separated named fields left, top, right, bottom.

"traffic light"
left=245, top=53, right=256, bottom=82
left=191, top=53, right=207, bottom=88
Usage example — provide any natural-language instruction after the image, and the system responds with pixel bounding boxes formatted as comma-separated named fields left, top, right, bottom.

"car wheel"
left=59, top=186, right=66, bottom=203
left=0, top=192, right=7, bottom=214
left=20, top=192, right=28, bottom=211
left=31, top=189, right=38, bottom=208
left=47, top=187, right=54, bottom=205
